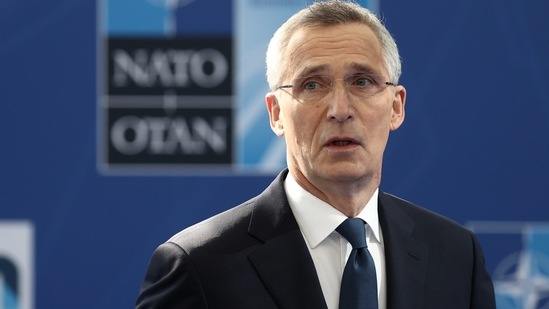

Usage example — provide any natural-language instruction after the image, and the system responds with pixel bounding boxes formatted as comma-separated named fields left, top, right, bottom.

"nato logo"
left=468, top=221, right=549, bottom=309
left=100, top=0, right=234, bottom=173
left=0, top=221, right=34, bottom=309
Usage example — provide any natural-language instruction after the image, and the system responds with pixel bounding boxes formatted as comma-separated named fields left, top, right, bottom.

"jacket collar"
left=379, top=192, right=429, bottom=309
left=248, top=169, right=328, bottom=309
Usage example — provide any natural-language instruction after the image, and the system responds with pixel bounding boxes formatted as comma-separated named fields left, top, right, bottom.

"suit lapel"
left=245, top=173, right=429, bottom=309
left=379, top=192, right=428, bottom=309
left=247, top=170, right=328, bottom=309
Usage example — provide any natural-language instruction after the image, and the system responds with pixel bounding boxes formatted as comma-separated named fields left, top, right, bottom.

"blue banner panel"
left=468, top=222, right=549, bottom=308
left=235, top=0, right=378, bottom=173
left=0, top=222, right=34, bottom=309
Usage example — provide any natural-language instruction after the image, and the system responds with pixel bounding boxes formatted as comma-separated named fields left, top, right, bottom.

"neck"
left=290, top=169, right=380, bottom=217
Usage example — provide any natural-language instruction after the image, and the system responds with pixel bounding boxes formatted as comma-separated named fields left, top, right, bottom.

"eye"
left=299, top=76, right=329, bottom=91
left=303, top=80, right=321, bottom=91
left=350, top=75, right=375, bottom=88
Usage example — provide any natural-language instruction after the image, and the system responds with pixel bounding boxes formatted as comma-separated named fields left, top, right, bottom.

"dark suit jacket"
left=136, top=170, right=495, bottom=309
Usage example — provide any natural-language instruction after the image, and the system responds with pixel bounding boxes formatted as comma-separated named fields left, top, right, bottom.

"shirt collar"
left=284, top=173, right=381, bottom=249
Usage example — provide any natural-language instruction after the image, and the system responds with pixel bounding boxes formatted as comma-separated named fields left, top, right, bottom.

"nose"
left=327, top=81, right=353, bottom=122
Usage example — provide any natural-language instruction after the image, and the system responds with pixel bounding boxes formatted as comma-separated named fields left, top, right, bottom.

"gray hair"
left=265, top=0, right=401, bottom=90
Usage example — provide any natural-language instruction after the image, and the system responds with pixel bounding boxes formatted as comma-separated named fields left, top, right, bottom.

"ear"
left=266, top=92, right=284, bottom=136
left=390, top=85, right=406, bottom=131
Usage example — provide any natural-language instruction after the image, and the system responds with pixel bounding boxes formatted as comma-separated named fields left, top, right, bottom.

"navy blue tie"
left=336, top=218, right=378, bottom=309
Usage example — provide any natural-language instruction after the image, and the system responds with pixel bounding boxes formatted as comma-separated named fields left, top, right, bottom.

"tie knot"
left=336, top=218, right=367, bottom=249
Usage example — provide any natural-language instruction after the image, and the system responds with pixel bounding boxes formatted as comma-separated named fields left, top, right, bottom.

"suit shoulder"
left=167, top=197, right=259, bottom=252
left=381, top=192, right=472, bottom=237
left=160, top=171, right=289, bottom=257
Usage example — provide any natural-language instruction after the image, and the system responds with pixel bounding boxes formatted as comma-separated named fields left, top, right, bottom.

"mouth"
left=332, top=140, right=353, bottom=146
left=326, top=137, right=360, bottom=147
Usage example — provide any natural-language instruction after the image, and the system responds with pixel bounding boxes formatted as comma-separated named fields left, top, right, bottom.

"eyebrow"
left=347, top=62, right=380, bottom=76
left=294, top=65, right=330, bottom=79
left=293, top=62, right=382, bottom=79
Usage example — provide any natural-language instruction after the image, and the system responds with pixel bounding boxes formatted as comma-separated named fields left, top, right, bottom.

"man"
left=136, top=1, right=496, bottom=308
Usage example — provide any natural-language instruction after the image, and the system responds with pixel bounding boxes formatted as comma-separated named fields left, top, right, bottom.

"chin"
left=324, top=165, right=370, bottom=181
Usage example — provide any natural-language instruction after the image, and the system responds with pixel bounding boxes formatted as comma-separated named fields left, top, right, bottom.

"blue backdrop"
left=1, top=0, right=548, bottom=308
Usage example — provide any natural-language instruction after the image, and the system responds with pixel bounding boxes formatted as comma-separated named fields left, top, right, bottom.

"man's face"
left=266, top=23, right=406, bottom=191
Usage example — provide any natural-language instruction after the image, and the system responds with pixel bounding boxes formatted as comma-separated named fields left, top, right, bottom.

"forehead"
left=285, top=23, right=386, bottom=78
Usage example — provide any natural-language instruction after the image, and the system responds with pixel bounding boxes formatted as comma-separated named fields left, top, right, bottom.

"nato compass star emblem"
left=467, top=221, right=549, bottom=309
left=146, top=0, right=196, bottom=35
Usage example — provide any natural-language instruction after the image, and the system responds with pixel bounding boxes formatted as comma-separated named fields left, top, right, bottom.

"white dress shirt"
left=284, top=173, right=386, bottom=309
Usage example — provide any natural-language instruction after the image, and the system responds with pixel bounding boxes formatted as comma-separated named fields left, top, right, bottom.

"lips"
left=332, top=140, right=353, bottom=146
left=325, top=137, right=360, bottom=147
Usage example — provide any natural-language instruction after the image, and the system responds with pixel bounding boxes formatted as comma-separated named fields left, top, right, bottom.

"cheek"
left=361, top=103, right=394, bottom=142
left=288, top=111, right=307, bottom=139
left=286, top=107, right=318, bottom=145
left=366, top=99, right=395, bottom=125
